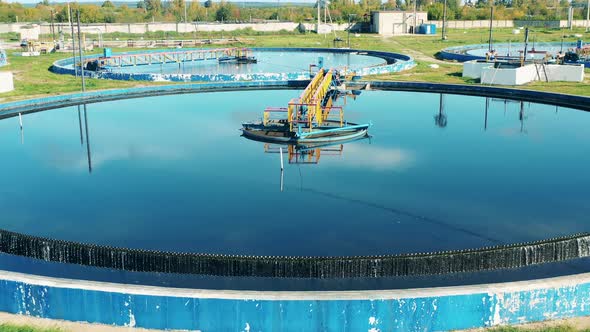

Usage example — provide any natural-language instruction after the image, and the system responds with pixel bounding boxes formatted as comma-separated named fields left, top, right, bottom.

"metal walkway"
left=95, top=48, right=253, bottom=68
left=263, top=68, right=342, bottom=133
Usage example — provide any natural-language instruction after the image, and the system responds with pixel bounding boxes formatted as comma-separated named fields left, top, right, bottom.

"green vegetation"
left=0, top=27, right=589, bottom=103
left=0, top=324, right=62, bottom=332
left=1, top=0, right=588, bottom=24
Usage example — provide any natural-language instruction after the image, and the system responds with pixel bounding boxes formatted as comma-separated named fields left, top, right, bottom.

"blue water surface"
left=0, top=90, right=589, bottom=257
left=101, top=51, right=385, bottom=75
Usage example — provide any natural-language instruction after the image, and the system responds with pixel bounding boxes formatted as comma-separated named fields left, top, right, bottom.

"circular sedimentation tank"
left=50, top=47, right=416, bottom=82
left=1, top=82, right=590, bottom=330
left=440, top=41, right=590, bottom=65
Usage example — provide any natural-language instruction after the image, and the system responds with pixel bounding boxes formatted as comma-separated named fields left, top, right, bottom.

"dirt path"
left=2, top=310, right=590, bottom=332
left=0, top=312, right=186, bottom=332
left=379, top=36, right=461, bottom=65
left=465, top=316, right=590, bottom=331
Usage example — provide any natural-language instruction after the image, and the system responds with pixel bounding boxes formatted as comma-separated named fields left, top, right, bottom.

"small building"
left=19, top=25, right=40, bottom=41
left=371, top=10, right=429, bottom=35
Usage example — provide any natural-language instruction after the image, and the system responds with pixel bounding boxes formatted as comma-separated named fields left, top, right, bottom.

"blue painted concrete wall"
left=1, top=273, right=590, bottom=330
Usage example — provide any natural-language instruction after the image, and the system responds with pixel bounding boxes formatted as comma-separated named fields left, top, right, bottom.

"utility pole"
left=69, top=5, right=77, bottom=78
left=317, top=0, right=321, bottom=33
left=184, top=0, right=188, bottom=28
left=76, top=9, right=86, bottom=92
left=586, top=0, right=589, bottom=32
left=413, top=0, right=417, bottom=34
left=347, top=14, right=356, bottom=48
left=442, top=0, right=447, bottom=40
left=522, top=27, right=529, bottom=66
left=488, top=5, right=494, bottom=52
left=50, top=9, right=56, bottom=42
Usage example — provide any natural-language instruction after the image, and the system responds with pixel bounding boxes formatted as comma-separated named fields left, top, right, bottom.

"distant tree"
left=104, top=12, right=116, bottom=22
left=475, top=0, right=489, bottom=8
left=204, top=0, right=212, bottom=8
left=144, top=0, right=162, bottom=14
left=102, top=0, right=115, bottom=8
left=169, top=0, right=185, bottom=21
left=80, top=5, right=104, bottom=22
left=215, top=4, right=231, bottom=21
left=427, top=2, right=444, bottom=19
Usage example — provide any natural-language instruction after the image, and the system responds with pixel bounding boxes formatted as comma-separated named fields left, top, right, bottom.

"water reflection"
left=263, top=143, right=346, bottom=165
left=2, top=90, right=588, bottom=258
left=80, top=104, right=92, bottom=173
left=435, top=95, right=534, bottom=133
left=434, top=94, right=447, bottom=128
left=485, top=98, right=531, bottom=134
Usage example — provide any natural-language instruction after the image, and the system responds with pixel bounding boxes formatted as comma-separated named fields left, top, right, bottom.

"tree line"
left=0, top=0, right=588, bottom=25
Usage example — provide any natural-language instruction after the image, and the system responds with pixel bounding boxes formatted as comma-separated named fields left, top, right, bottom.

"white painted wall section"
left=0, top=72, right=14, bottom=93
left=479, top=63, right=584, bottom=85
left=463, top=60, right=493, bottom=79
left=545, top=64, right=585, bottom=82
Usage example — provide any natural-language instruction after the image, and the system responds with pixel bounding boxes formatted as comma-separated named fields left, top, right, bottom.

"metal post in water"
left=76, top=9, right=86, bottom=92
left=279, top=147, right=284, bottom=170
left=280, top=169, right=284, bottom=192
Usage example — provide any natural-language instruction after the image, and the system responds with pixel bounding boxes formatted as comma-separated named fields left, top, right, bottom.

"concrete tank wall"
left=480, top=63, right=584, bottom=85
left=463, top=60, right=493, bottom=79
left=0, top=72, right=14, bottom=93
left=1, top=268, right=590, bottom=330
left=545, top=63, right=585, bottom=81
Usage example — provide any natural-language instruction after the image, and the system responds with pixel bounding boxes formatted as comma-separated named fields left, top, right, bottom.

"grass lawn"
left=1, top=27, right=589, bottom=102
left=0, top=324, right=61, bottom=332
